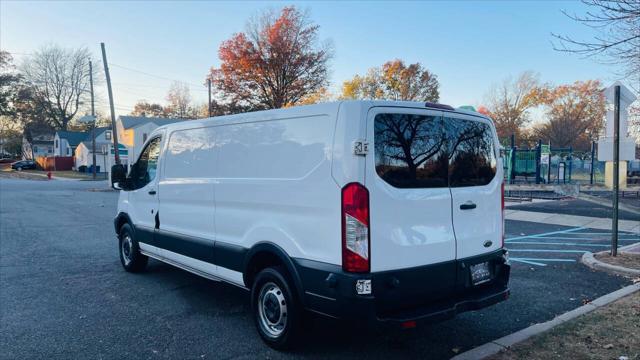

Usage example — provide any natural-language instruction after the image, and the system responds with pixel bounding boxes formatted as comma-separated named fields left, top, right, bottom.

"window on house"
left=55, top=139, right=58, bottom=148
left=105, top=130, right=112, bottom=141
left=48, top=146, right=53, bottom=153
left=67, top=148, right=71, bottom=156
left=33, top=146, right=38, bottom=153
left=142, top=133, right=148, bottom=143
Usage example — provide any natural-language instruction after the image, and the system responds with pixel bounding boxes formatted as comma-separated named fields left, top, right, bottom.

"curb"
left=581, top=249, right=640, bottom=277
left=451, top=283, right=640, bottom=360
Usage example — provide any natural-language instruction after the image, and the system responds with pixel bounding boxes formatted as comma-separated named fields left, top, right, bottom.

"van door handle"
left=148, top=190, right=156, bottom=195
left=460, top=202, right=476, bottom=210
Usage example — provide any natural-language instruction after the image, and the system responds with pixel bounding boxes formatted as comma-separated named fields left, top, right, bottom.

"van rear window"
left=374, top=113, right=448, bottom=188
left=374, top=113, right=496, bottom=188
left=446, top=117, right=497, bottom=187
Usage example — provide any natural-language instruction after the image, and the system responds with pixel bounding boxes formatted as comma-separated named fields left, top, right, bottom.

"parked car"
left=111, top=100, right=510, bottom=349
left=11, top=160, right=37, bottom=171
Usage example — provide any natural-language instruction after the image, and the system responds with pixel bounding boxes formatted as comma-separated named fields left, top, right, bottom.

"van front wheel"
left=118, top=223, right=148, bottom=272
left=251, top=266, right=302, bottom=350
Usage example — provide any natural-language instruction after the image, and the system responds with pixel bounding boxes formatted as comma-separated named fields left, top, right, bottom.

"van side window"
left=374, top=113, right=448, bottom=188
left=446, top=119, right=496, bottom=187
left=131, top=137, right=161, bottom=189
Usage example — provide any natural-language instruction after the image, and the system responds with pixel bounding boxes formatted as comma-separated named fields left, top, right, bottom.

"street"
left=0, top=179, right=635, bottom=359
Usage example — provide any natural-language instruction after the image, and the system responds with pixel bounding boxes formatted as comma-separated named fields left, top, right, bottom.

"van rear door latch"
left=353, top=140, right=369, bottom=156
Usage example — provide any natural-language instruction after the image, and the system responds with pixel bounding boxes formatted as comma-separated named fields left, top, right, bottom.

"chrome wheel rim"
left=258, top=282, right=287, bottom=338
left=121, top=234, right=133, bottom=266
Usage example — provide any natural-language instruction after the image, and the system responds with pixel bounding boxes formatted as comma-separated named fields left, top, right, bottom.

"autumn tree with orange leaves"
left=532, top=80, right=606, bottom=151
left=341, top=59, right=439, bottom=102
left=207, top=7, right=332, bottom=111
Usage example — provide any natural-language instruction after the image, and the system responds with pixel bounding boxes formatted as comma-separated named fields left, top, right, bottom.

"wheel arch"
left=114, top=212, right=133, bottom=235
left=243, top=242, right=305, bottom=303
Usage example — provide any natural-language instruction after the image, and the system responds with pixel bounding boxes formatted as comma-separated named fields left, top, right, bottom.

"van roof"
left=152, top=100, right=491, bottom=133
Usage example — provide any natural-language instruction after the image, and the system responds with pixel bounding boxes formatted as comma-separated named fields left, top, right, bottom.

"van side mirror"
left=111, top=164, right=127, bottom=190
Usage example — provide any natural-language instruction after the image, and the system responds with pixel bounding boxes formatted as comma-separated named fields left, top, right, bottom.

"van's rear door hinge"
left=353, top=140, right=369, bottom=156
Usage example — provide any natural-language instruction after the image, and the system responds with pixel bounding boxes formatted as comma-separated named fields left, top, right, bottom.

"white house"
left=75, top=141, right=127, bottom=172
left=22, top=133, right=54, bottom=160
left=54, top=127, right=113, bottom=157
left=116, top=116, right=185, bottom=165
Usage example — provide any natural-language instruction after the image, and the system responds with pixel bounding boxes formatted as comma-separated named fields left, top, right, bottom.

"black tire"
left=118, top=223, right=148, bottom=272
left=251, top=266, right=302, bottom=350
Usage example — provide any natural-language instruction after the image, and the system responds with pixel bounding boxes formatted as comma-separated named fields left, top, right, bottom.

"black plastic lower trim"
left=293, top=249, right=511, bottom=325
left=154, top=229, right=215, bottom=264
left=215, top=241, right=247, bottom=272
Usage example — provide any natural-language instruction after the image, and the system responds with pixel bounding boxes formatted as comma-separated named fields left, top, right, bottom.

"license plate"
left=471, top=262, right=492, bottom=285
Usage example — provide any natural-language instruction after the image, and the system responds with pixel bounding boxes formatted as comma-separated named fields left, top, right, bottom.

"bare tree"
left=552, top=0, right=640, bottom=90
left=21, top=45, right=96, bottom=130
left=483, top=71, right=541, bottom=142
left=166, top=81, right=192, bottom=118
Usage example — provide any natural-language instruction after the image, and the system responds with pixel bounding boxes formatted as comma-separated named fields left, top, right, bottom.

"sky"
left=0, top=0, right=629, bottom=119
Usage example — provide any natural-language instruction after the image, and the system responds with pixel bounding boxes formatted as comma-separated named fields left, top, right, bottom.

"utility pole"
left=89, top=60, right=97, bottom=180
left=611, top=85, right=620, bottom=257
left=101, top=43, right=120, bottom=165
left=207, top=78, right=212, bottom=118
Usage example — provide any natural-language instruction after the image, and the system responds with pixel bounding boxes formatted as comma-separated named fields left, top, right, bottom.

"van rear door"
left=365, top=107, right=456, bottom=274
left=446, top=113, right=502, bottom=259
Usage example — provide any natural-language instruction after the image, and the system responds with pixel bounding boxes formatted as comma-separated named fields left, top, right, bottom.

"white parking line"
left=508, top=241, right=610, bottom=247
left=509, top=249, right=587, bottom=253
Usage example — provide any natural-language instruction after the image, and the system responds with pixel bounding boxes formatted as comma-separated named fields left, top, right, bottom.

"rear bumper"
left=293, top=249, right=510, bottom=326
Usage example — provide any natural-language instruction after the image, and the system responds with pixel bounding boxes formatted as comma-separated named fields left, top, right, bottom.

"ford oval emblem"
left=483, top=240, right=493, bottom=248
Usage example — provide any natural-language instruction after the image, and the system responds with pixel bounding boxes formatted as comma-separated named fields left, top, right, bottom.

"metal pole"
left=590, top=141, right=595, bottom=185
left=510, top=134, right=516, bottom=184
left=547, top=142, right=552, bottom=183
left=611, top=85, right=620, bottom=257
left=89, top=60, right=97, bottom=180
left=207, top=78, right=212, bottom=118
left=568, top=146, right=573, bottom=183
left=535, top=139, right=542, bottom=184
left=101, top=43, right=120, bottom=165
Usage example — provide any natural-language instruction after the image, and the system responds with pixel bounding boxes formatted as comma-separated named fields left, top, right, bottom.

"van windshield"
left=374, top=113, right=496, bottom=188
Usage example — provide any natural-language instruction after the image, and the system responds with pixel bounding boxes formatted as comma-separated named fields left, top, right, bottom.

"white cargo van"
left=111, top=101, right=510, bottom=349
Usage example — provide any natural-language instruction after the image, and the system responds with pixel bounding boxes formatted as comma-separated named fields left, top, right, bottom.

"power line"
left=109, top=62, right=208, bottom=91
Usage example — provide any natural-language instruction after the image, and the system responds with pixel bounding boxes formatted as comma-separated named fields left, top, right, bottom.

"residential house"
left=75, top=141, right=127, bottom=172
left=116, top=116, right=185, bottom=164
left=22, top=133, right=54, bottom=160
left=54, top=127, right=113, bottom=157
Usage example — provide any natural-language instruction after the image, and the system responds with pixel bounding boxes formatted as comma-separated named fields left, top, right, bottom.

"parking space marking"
left=509, top=258, right=548, bottom=266
left=508, top=241, right=610, bottom=247
left=527, top=236, right=639, bottom=241
left=506, top=226, right=639, bottom=267
left=509, top=249, right=587, bottom=253
left=506, top=227, right=586, bottom=241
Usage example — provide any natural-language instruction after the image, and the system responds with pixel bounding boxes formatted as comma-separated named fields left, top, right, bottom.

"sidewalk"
left=505, top=209, right=640, bottom=233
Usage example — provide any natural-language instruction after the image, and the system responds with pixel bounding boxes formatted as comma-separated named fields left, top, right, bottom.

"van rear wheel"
left=251, top=266, right=302, bottom=350
left=118, top=223, right=148, bottom=272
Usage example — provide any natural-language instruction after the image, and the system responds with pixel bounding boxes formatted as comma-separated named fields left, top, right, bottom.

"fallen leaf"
left=603, top=344, right=613, bottom=349
left=452, top=348, right=460, bottom=354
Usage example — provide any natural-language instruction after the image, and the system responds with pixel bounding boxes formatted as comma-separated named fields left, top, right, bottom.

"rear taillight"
left=501, top=181, right=505, bottom=248
left=342, top=182, right=370, bottom=273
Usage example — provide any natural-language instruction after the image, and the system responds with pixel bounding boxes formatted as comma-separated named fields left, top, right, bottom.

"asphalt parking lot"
left=0, top=179, right=635, bottom=359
